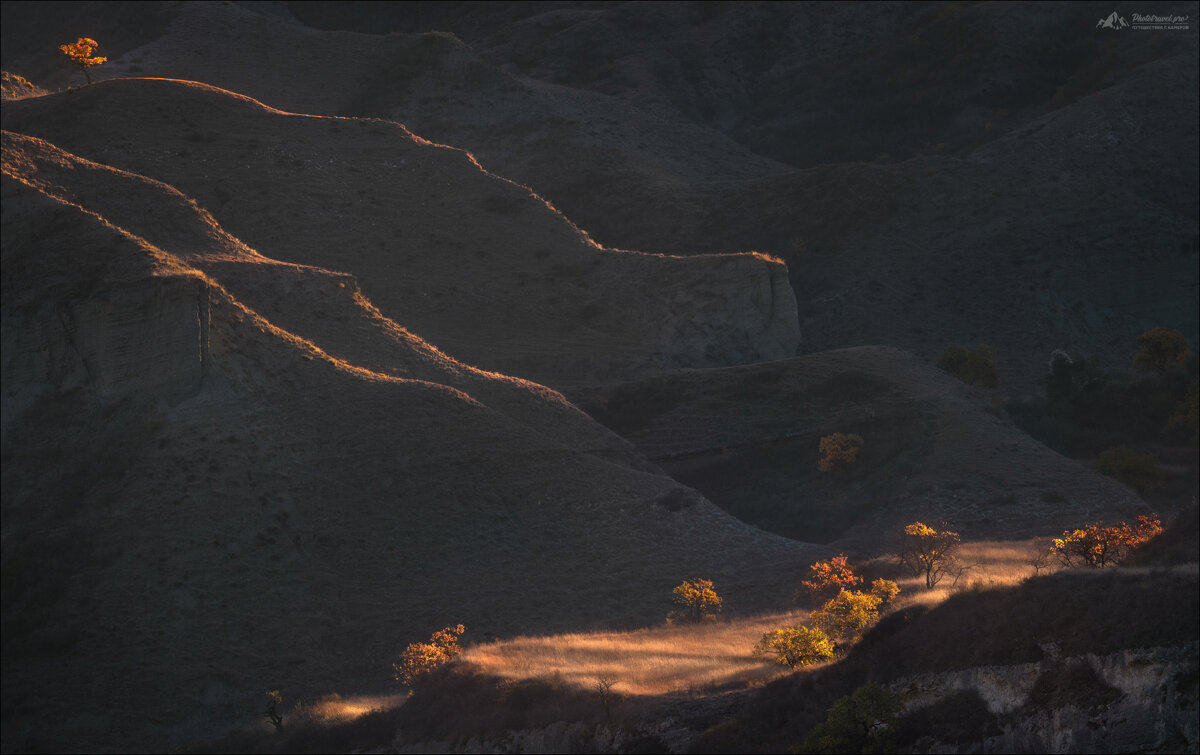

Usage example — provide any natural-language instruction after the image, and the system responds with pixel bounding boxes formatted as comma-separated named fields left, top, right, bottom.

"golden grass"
left=463, top=539, right=1049, bottom=697
left=462, top=609, right=817, bottom=697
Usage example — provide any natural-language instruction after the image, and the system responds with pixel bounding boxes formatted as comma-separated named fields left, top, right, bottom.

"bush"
left=795, top=555, right=861, bottom=605
left=798, top=683, right=906, bottom=754
left=667, top=578, right=722, bottom=624
left=936, top=344, right=998, bottom=387
left=752, top=625, right=835, bottom=669
left=1096, top=445, right=1163, bottom=494
left=1133, top=327, right=1192, bottom=374
left=393, top=624, right=466, bottom=687
left=1050, top=514, right=1162, bottom=568
left=818, top=433, right=864, bottom=473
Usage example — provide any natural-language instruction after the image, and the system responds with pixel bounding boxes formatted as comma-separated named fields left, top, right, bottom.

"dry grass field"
left=461, top=538, right=1046, bottom=698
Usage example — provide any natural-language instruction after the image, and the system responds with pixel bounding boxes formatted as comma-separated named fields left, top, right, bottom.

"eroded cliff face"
left=898, top=644, right=1200, bottom=754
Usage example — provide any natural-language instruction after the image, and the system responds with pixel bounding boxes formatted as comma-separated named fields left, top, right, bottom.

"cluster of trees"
left=755, top=555, right=900, bottom=670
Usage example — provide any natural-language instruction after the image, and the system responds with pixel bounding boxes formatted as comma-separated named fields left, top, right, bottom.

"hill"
left=58, top=0, right=1197, bottom=391
left=1, top=113, right=812, bottom=752
left=573, top=347, right=1144, bottom=548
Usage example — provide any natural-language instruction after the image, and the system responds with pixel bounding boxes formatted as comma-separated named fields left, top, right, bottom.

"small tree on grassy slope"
left=668, top=578, right=722, bottom=623
left=899, top=522, right=961, bottom=588
left=60, top=37, right=106, bottom=85
left=753, top=625, right=835, bottom=669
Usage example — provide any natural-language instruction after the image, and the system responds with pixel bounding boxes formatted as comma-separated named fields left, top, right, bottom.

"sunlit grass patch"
left=462, top=610, right=816, bottom=696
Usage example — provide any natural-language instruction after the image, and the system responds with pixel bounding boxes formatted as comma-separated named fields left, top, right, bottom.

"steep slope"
left=1, top=130, right=817, bottom=752
left=573, top=347, right=1146, bottom=548
left=3, top=77, right=799, bottom=388
left=83, top=0, right=1195, bottom=390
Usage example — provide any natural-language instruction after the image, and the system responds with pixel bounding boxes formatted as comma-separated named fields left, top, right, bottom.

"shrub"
left=869, top=578, right=900, bottom=606
left=898, top=522, right=962, bottom=588
left=393, top=624, right=466, bottom=687
left=1050, top=514, right=1162, bottom=568
left=752, top=625, right=835, bottom=669
left=1133, top=327, right=1192, bottom=374
left=795, top=555, right=861, bottom=605
left=798, top=682, right=906, bottom=754
left=667, top=578, right=722, bottom=624
left=1096, top=445, right=1163, bottom=494
left=810, top=589, right=882, bottom=644
left=818, top=433, right=864, bottom=473
left=936, top=344, right=998, bottom=387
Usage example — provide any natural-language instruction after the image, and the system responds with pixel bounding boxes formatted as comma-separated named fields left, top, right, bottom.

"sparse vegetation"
left=795, top=554, right=861, bottom=605
left=936, top=344, right=998, bottom=387
left=668, top=578, right=723, bottom=624
left=262, top=690, right=284, bottom=732
left=1049, top=514, right=1162, bottom=568
left=818, top=432, right=864, bottom=473
left=898, top=522, right=962, bottom=588
left=393, top=624, right=466, bottom=687
left=753, top=625, right=835, bottom=669
left=1096, top=445, right=1164, bottom=494
left=59, top=37, right=107, bottom=84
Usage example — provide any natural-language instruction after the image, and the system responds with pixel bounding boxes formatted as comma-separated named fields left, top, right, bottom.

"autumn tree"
left=60, top=37, right=107, bottom=85
left=899, top=522, right=961, bottom=588
left=810, top=589, right=882, bottom=644
left=393, top=623, right=466, bottom=687
left=752, top=625, right=835, bottom=669
left=668, top=578, right=722, bottom=623
left=1133, top=327, right=1192, bottom=374
left=869, top=578, right=900, bottom=606
left=795, top=554, right=861, bottom=605
left=1050, top=514, right=1162, bottom=568
left=819, top=433, right=864, bottom=473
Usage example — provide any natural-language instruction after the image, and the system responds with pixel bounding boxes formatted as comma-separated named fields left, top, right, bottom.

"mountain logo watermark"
left=1096, top=10, right=1190, bottom=30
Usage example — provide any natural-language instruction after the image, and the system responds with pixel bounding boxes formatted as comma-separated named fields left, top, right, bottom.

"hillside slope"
left=71, top=0, right=1198, bottom=390
left=573, top=347, right=1145, bottom=548
left=3, top=76, right=798, bottom=388
left=0, top=126, right=816, bottom=752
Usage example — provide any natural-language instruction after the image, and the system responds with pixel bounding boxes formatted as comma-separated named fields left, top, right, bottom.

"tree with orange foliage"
left=393, top=623, right=466, bottom=687
left=1051, top=514, right=1162, bottom=568
left=60, top=37, right=107, bottom=85
left=818, top=432, right=864, bottom=473
left=795, top=554, right=862, bottom=605
left=667, top=578, right=722, bottom=623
